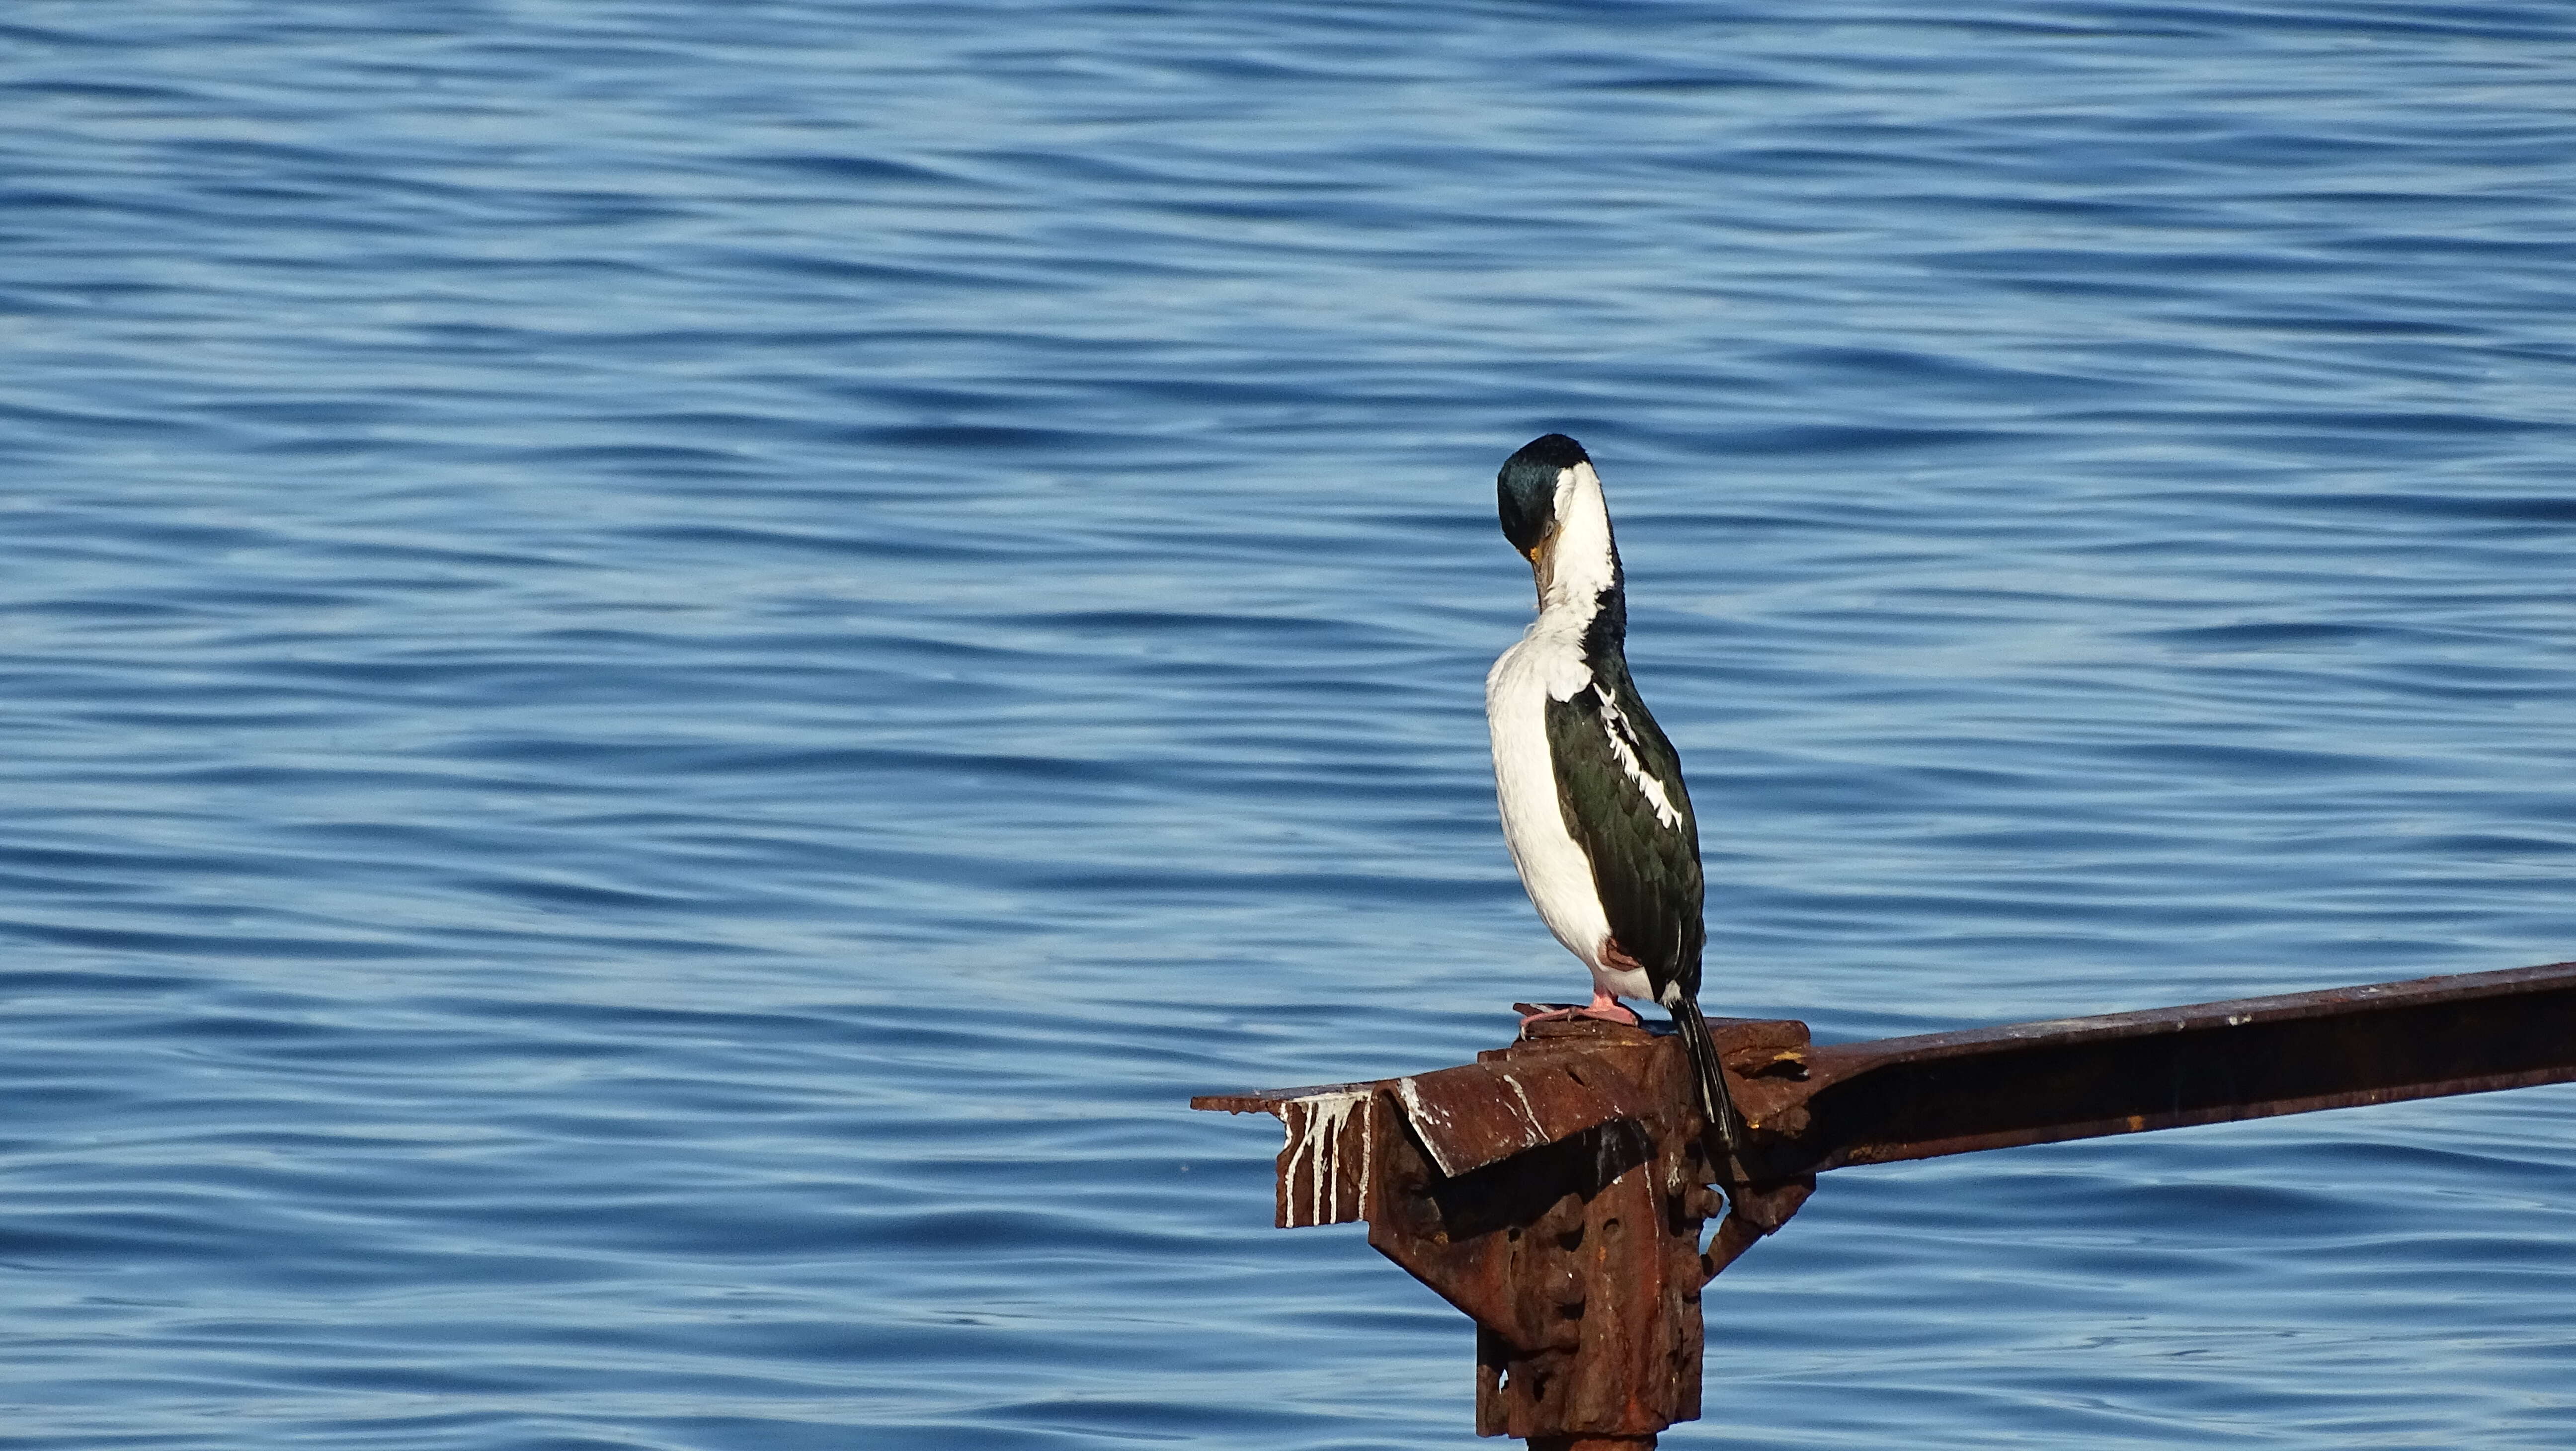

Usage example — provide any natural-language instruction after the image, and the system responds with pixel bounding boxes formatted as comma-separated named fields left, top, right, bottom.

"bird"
left=1483, top=432, right=1745, bottom=1158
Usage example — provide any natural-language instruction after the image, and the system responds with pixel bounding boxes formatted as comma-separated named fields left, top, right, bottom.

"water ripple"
left=4, top=1, right=2575, bottom=1448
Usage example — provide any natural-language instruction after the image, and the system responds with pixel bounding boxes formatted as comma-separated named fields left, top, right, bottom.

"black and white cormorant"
left=1484, top=432, right=1745, bottom=1155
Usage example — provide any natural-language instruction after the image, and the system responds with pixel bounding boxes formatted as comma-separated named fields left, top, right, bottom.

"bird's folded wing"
left=1543, top=680, right=1704, bottom=996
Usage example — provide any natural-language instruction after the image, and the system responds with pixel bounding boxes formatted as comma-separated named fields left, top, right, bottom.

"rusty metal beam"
left=1760, top=960, right=2576, bottom=1176
left=1194, top=962, right=2576, bottom=1232
left=1192, top=961, right=2576, bottom=1447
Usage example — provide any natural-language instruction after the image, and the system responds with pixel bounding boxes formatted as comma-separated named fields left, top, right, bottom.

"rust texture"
left=1372, top=1022, right=1709, bottom=1441
left=1195, top=1015, right=1803, bottom=1441
left=1770, top=960, right=2576, bottom=1175
left=1189, top=960, right=2576, bottom=1444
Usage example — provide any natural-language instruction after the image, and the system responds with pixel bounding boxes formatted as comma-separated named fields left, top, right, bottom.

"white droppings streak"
left=1503, top=1074, right=1545, bottom=1139
left=1285, top=1090, right=1370, bottom=1227
left=1394, top=1077, right=1464, bottom=1176
left=1394, top=1076, right=1440, bottom=1131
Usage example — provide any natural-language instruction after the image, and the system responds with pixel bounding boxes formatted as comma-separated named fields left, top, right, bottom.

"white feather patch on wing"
left=1591, top=691, right=1683, bottom=831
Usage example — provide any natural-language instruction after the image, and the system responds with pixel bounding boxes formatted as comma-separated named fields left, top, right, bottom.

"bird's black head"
left=1497, top=433, right=1589, bottom=560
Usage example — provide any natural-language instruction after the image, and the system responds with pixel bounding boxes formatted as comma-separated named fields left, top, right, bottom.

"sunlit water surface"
left=6, top=3, right=2576, bottom=1447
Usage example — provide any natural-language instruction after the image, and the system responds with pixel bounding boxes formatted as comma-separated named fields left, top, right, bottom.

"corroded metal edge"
left=1788, top=960, right=2576, bottom=1173
left=1196, top=962, right=2576, bottom=1188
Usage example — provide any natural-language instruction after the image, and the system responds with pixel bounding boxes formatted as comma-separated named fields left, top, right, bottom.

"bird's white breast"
left=1486, top=623, right=1621, bottom=983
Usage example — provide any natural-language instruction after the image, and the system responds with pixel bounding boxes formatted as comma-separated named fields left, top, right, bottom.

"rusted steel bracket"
left=1198, top=1015, right=1766, bottom=1443
left=1193, top=961, right=2576, bottom=1447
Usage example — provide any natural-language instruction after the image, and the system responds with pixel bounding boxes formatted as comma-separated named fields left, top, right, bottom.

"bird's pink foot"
left=1519, top=991, right=1641, bottom=1029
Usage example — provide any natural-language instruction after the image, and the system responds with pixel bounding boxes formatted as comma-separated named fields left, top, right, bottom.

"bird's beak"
left=1524, top=537, right=1551, bottom=600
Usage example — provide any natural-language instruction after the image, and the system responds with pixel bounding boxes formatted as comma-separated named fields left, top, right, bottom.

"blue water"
left=6, top=3, right=2576, bottom=1446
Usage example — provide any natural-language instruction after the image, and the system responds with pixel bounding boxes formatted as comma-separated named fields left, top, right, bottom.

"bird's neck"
left=1538, top=464, right=1625, bottom=636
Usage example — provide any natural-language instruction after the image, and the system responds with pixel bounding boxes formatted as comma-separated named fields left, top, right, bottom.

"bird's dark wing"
left=1543, top=677, right=1705, bottom=1000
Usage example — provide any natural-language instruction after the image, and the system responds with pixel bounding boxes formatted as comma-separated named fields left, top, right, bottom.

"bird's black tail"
left=1663, top=989, right=1748, bottom=1177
